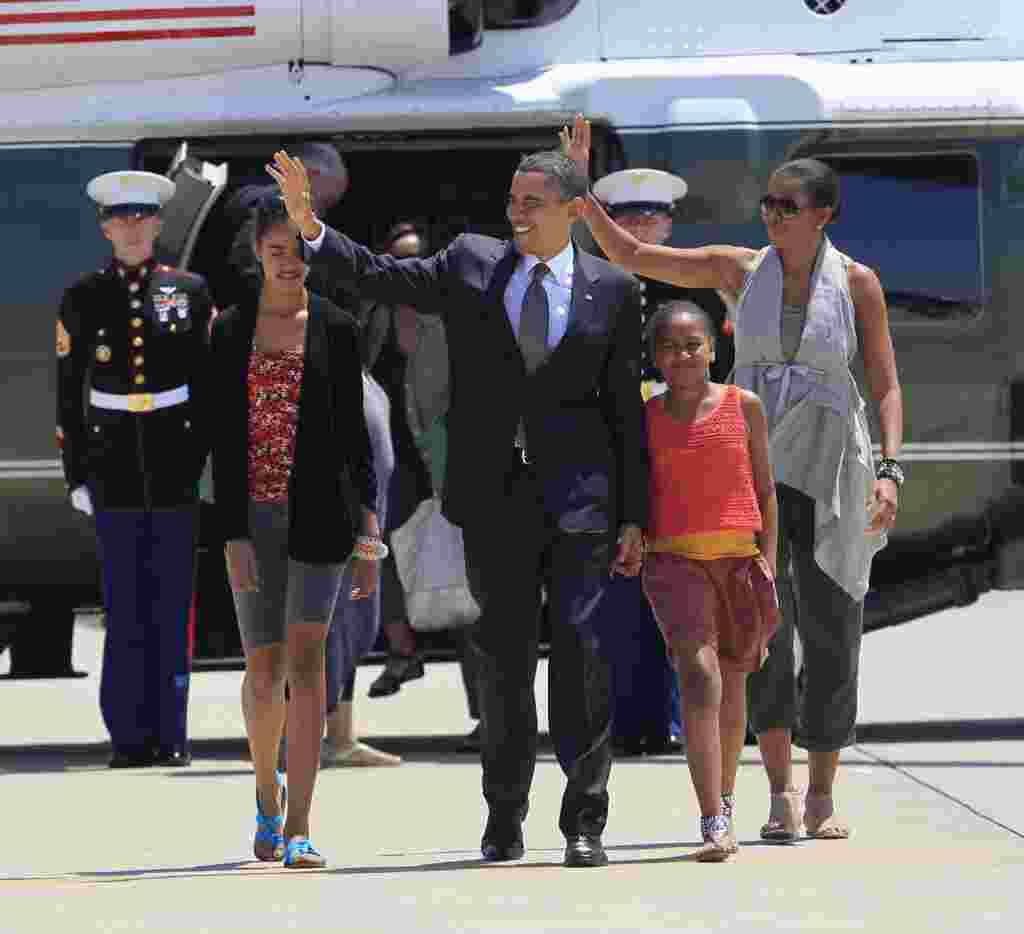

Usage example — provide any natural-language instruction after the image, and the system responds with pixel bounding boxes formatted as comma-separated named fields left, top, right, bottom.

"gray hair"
left=516, top=149, right=588, bottom=201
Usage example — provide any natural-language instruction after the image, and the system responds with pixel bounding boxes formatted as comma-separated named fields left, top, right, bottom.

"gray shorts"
left=232, top=501, right=347, bottom=649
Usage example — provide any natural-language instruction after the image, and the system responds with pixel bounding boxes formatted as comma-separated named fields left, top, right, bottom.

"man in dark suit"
left=269, top=147, right=647, bottom=868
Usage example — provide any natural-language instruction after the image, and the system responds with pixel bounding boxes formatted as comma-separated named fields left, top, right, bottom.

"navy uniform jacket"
left=57, top=261, right=214, bottom=510
left=311, top=226, right=648, bottom=535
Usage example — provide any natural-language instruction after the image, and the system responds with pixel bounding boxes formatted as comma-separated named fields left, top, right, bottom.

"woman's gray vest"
left=733, top=238, right=883, bottom=600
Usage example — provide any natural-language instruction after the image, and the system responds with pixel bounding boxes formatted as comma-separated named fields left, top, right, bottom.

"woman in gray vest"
left=567, top=116, right=902, bottom=842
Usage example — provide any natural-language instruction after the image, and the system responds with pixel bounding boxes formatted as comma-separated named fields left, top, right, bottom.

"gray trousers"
left=325, top=548, right=384, bottom=714
left=747, top=484, right=864, bottom=751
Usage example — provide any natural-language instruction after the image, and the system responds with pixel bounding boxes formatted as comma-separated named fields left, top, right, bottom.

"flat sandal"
left=760, top=790, right=802, bottom=842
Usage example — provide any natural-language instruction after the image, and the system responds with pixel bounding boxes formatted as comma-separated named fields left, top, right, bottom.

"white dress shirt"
left=305, top=223, right=574, bottom=350
left=503, top=240, right=574, bottom=350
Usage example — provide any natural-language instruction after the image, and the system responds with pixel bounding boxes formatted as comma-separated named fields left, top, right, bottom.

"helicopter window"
left=817, top=153, right=983, bottom=327
left=450, top=1, right=484, bottom=54
left=484, top=0, right=579, bottom=28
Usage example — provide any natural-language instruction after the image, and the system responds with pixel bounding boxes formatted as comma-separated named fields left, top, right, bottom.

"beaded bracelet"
left=352, top=536, right=389, bottom=561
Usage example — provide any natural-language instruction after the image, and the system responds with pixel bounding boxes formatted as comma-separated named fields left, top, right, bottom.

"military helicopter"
left=2, top=0, right=1022, bottom=674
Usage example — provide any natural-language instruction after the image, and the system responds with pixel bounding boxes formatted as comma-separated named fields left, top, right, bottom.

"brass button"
left=97, top=329, right=106, bottom=337
left=128, top=282, right=140, bottom=293
left=131, top=317, right=143, bottom=328
left=133, top=374, right=145, bottom=386
left=132, top=336, right=144, bottom=348
left=133, top=355, right=144, bottom=366
left=170, top=323, right=177, bottom=332
left=130, top=299, right=142, bottom=310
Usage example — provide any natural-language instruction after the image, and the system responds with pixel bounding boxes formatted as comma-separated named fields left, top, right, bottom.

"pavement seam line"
left=854, top=744, right=1024, bottom=841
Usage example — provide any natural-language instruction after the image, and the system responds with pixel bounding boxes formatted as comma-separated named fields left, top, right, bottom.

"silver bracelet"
left=875, top=458, right=905, bottom=488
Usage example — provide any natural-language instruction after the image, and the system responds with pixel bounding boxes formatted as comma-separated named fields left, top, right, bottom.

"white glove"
left=70, top=486, right=94, bottom=516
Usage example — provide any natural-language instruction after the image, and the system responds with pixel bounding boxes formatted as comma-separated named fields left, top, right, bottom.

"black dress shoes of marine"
left=563, top=833, right=608, bottom=868
left=153, top=745, right=192, bottom=767
left=108, top=745, right=156, bottom=769
left=368, top=653, right=425, bottom=698
left=480, top=818, right=525, bottom=862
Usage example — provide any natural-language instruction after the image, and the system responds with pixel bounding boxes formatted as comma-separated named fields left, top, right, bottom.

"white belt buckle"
left=90, top=385, right=188, bottom=413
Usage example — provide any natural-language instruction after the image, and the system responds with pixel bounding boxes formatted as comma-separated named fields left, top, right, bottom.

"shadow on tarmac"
left=7, top=844, right=778, bottom=885
left=3, top=834, right=822, bottom=886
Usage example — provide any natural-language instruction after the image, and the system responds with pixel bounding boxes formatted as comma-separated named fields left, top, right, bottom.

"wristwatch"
left=876, top=458, right=905, bottom=488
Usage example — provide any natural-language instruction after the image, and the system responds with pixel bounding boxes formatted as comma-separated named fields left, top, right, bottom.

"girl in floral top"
left=210, top=196, right=379, bottom=869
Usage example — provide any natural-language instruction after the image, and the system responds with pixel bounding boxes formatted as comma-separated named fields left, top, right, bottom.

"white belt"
left=90, top=385, right=189, bottom=414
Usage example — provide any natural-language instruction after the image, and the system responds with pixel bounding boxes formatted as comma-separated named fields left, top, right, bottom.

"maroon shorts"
left=642, top=552, right=780, bottom=673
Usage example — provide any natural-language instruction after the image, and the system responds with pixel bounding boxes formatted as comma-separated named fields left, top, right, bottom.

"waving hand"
left=559, top=113, right=592, bottom=179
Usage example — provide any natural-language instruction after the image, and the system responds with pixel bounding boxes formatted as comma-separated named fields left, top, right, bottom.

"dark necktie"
left=518, top=262, right=550, bottom=373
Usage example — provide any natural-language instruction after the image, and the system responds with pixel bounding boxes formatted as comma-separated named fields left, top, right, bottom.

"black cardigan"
left=209, top=292, right=375, bottom=564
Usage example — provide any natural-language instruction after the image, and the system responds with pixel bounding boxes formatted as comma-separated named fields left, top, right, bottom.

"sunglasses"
left=759, top=195, right=806, bottom=219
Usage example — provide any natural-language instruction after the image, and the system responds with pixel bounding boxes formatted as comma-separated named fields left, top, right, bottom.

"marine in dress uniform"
left=57, top=171, right=214, bottom=768
left=592, top=168, right=734, bottom=383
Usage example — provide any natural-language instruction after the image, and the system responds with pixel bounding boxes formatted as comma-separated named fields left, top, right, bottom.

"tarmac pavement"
left=1, top=594, right=1023, bottom=932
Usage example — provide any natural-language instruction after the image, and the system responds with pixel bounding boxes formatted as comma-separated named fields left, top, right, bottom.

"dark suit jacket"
left=209, top=293, right=376, bottom=564
left=312, top=226, right=648, bottom=534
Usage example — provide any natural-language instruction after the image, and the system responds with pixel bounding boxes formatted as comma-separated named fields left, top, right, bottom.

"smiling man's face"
left=506, top=171, right=578, bottom=260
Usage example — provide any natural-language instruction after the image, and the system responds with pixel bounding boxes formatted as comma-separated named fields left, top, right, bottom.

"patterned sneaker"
left=696, top=815, right=735, bottom=863
left=720, top=794, right=740, bottom=854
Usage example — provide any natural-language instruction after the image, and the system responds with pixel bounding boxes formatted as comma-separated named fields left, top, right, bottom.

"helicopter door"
left=154, top=142, right=228, bottom=270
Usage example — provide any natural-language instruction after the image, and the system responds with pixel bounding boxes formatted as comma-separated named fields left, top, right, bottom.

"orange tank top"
left=647, top=385, right=762, bottom=542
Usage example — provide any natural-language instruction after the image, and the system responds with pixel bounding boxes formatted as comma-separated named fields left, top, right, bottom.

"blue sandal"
left=283, top=836, right=326, bottom=869
left=254, top=771, right=287, bottom=862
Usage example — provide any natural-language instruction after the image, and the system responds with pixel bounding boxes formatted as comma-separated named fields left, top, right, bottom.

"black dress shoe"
left=564, top=834, right=608, bottom=868
left=368, top=653, right=425, bottom=698
left=481, top=819, right=524, bottom=862
left=481, top=836, right=524, bottom=862
left=612, top=735, right=647, bottom=757
left=153, top=746, right=192, bottom=767
left=108, top=746, right=156, bottom=769
left=644, top=733, right=680, bottom=755
left=456, top=723, right=482, bottom=754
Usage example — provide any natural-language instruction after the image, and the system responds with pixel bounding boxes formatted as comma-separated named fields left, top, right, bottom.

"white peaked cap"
left=592, top=168, right=688, bottom=209
left=86, top=171, right=176, bottom=210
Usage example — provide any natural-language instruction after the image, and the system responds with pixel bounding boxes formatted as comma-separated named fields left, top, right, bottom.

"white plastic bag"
left=390, top=497, right=480, bottom=632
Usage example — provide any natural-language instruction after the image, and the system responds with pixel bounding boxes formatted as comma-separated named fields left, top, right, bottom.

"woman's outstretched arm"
left=561, top=113, right=754, bottom=294
left=579, top=192, right=753, bottom=293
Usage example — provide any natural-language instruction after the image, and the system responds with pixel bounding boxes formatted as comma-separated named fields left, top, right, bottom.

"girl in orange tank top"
left=641, top=302, right=779, bottom=861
